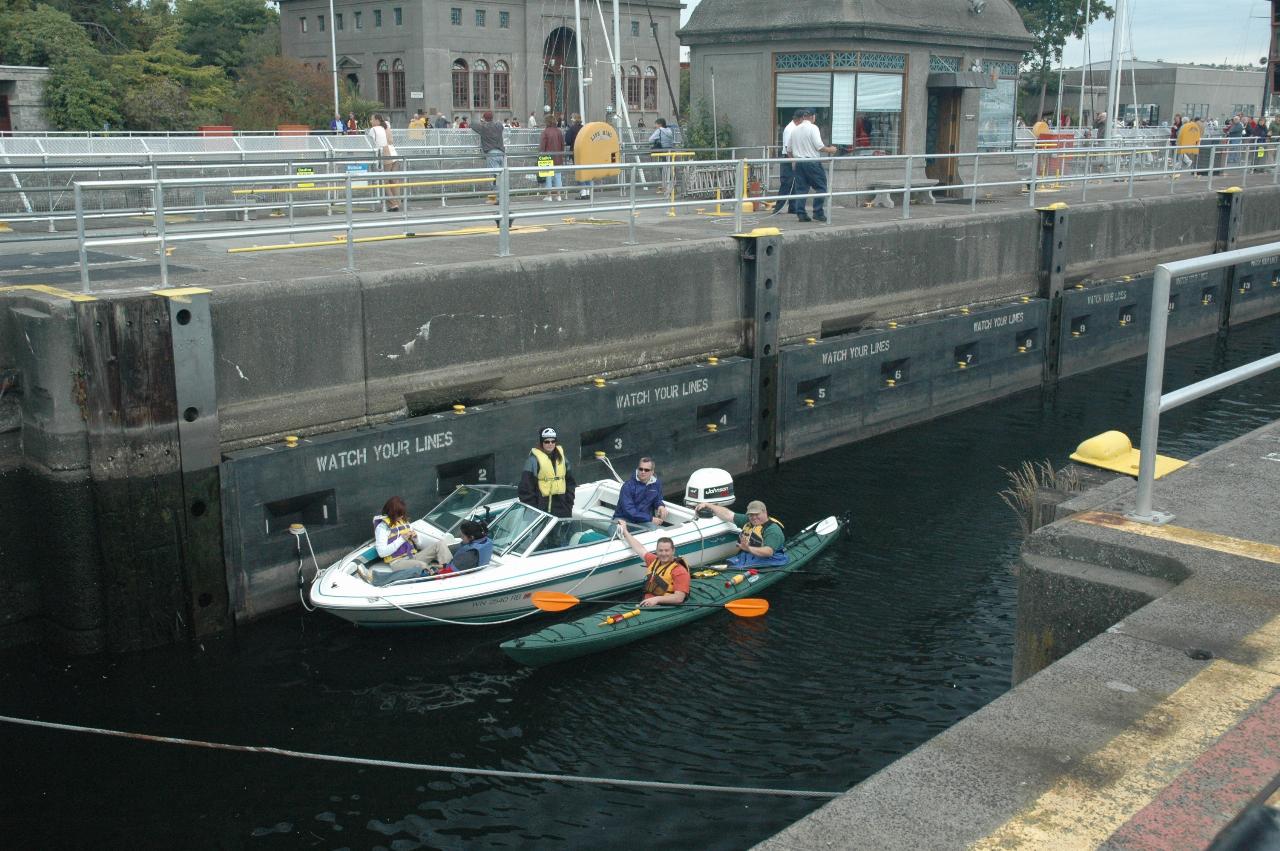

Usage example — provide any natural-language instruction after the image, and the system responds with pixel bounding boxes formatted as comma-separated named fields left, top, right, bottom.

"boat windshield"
left=487, top=503, right=554, bottom=556
left=422, top=485, right=519, bottom=534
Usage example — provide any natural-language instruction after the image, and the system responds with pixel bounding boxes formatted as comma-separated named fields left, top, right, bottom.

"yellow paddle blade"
left=530, top=591, right=581, bottom=612
left=724, top=598, right=769, bottom=617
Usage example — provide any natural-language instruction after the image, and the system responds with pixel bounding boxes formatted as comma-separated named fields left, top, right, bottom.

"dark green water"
left=3, top=317, right=1278, bottom=849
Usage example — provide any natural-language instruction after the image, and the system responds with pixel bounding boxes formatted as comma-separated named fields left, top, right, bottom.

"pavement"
left=0, top=169, right=1262, bottom=296
left=758, top=420, right=1280, bottom=849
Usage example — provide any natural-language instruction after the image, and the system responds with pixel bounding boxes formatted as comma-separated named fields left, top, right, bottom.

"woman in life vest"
left=360, top=496, right=453, bottom=585
left=518, top=427, right=576, bottom=518
left=617, top=520, right=689, bottom=607
left=695, top=499, right=789, bottom=568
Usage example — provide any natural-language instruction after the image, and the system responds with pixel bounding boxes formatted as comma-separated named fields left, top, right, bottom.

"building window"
left=299, top=16, right=307, bottom=33
left=452, top=59, right=469, bottom=108
left=493, top=60, right=510, bottom=108
left=979, top=79, right=1017, bottom=151
left=392, top=59, right=406, bottom=109
left=472, top=59, right=491, bottom=108
left=354, top=11, right=362, bottom=29
left=336, top=12, right=343, bottom=30
left=394, top=7, right=402, bottom=25
left=450, top=7, right=461, bottom=26
left=476, top=9, right=486, bottom=26
left=631, top=20, right=639, bottom=37
left=929, top=55, right=961, bottom=73
left=318, top=14, right=325, bottom=31
left=374, top=9, right=382, bottom=27
left=643, top=66, right=658, bottom=111
left=775, top=65, right=906, bottom=154
left=626, top=65, right=641, bottom=110
left=377, top=60, right=391, bottom=107
left=499, top=10, right=510, bottom=28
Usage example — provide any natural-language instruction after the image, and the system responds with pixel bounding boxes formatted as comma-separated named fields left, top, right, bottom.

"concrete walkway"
left=759, top=420, right=1280, bottom=849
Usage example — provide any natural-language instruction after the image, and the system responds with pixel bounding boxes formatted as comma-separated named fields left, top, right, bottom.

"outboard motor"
left=684, top=468, right=735, bottom=508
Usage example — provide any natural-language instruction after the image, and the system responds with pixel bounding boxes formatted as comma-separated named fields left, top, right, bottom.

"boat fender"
left=724, top=569, right=758, bottom=589
left=599, top=608, right=642, bottom=627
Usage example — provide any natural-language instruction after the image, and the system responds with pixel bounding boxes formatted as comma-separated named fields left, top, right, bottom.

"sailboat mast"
left=573, top=0, right=587, bottom=116
left=1105, top=0, right=1126, bottom=139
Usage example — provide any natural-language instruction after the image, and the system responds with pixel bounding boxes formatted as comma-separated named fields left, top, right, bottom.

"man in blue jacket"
left=613, top=456, right=668, bottom=526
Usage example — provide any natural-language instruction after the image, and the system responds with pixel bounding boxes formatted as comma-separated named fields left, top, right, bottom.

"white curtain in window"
left=856, top=74, right=902, bottom=112
left=776, top=73, right=831, bottom=106
left=831, top=73, right=855, bottom=145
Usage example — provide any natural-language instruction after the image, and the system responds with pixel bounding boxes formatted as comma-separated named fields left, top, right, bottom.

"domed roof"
left=681, top=0, right=1032, bottom=49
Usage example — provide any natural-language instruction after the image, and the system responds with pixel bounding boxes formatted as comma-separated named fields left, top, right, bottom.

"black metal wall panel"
left=220, top=357, right=753, bottom=621
left=777, top=299, right=1049, bottom=461
left=1230, top=254, right=1280, bottom=325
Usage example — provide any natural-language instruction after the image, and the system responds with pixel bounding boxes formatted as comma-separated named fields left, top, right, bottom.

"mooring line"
left=0, top=714, right=841, bottom=799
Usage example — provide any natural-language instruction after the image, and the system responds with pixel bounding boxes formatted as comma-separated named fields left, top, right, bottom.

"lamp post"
left=329, top=0, right=340, bottom=120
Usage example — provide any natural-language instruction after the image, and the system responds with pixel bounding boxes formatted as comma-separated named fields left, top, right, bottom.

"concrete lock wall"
left=7, top=184, right=1280, bottom=653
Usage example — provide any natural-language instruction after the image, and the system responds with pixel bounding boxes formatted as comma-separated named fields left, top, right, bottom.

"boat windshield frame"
left=421, top=484, right=519, bottom=534
left=485, top=501, right=556, bottom=557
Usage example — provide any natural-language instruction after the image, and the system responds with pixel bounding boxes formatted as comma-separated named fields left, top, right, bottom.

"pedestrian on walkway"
left=789, top=108, right=836, bottom=223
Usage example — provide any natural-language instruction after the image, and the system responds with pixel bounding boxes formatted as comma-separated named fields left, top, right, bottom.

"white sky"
left=678, top=0, right=1274, bottom=69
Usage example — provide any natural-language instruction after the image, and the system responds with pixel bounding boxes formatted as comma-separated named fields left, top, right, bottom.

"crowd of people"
left=358, top=425, right=789, bottom=608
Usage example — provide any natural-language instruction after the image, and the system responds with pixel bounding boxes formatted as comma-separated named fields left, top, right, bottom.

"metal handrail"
left=1131, top=241, right=1280, bottom=523
left=63, top=141, right=1280, bottom=291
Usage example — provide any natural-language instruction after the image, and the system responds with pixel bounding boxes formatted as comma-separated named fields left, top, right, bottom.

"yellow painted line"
left=226, top=225, right=549, bottom=253
left=152, top=287, right=211, bottom=300
left=0, top=283, right=96, bottom=302
left=0, top=222, right=12, bottom=233
left=1073, top=511, right=1280, bottom=566
left=972, top=649, right=1280, bottom=849
left=230, top=176, right=496, bottom=195
left=129, top=214, right=194, bottom=224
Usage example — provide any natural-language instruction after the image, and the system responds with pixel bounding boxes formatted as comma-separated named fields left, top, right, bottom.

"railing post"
left=497, top=165, right=511, bottom=258
left=344, top=174, right=355, bottom=272
left=901, top=156, right=912, bottom=220
left=1127, top=146, right=1136, bottom=198
left=1029, top=151, right=1039, bottom=207
left=153, top=180, right=169, bottom=288
left=732, top=157, right=744, bottom=234
left=75, top=183, right=90, bottom=293
left=1129, top=264, right=1174, bottom=525
left=826, top=157, right=834, bottom=224
left=971, top=153, right=979, bottom=212
left=626, top=163, right=638, bottom=245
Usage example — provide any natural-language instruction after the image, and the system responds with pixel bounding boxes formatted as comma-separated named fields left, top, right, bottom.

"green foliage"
left=0, top=4, right=97, bottom=66
left=109, top=33, right=234, bottom=129
left=45, top=57, right=121, bottom=129
left=35, top=0, right=162, bottom=52
left=1011, top=0, right=1112, bottom=75
left=228, top=56, right=330, bottom=129
left=678, top=66, right=689, bottom=118
left=176, top=0, right=277, bottom=72
left=681, top=101, right=732, bottom=158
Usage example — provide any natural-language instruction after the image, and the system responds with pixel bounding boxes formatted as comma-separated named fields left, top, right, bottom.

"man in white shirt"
left=790, top=108, right=837, bottom=222
left=770, top=109, right=807, bottom=215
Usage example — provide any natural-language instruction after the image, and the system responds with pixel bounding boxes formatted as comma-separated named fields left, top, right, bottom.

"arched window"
left=626, top=65, right=641, bottom=110
left=493, top=60, right=510, bottom=109
left=472, top=59, right=490, bottom=109
left=392, top=58, right=406, bottom=109
left=376, top=59, right=390, bottom=106
left=452, top=59, right=469, bottom=109
left=643, top=66, right=658, bottom=111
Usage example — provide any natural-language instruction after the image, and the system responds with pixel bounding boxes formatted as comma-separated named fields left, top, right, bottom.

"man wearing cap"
left=477, top=110, right=506, bottom=171
left=519, top=427, right=576, bottom=517
left=789, top=108, right=837, bottom=223
left=769, top=109, right=807, bottom=216
left=694, top=499, right=788, bottom=567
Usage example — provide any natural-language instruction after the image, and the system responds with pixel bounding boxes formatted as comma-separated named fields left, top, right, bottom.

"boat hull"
left=499, top=516, right=843, bottom=666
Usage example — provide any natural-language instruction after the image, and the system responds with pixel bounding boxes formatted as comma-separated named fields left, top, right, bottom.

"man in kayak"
left=612, top=456, right=668, bottom=526
left=695, top=500, right=789, bottom=568
left=616, top=520, right=689, bottom=607
left=518, top=427, right=576, bottom=517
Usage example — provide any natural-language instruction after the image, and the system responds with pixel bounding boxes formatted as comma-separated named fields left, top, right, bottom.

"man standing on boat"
left=519, top=427, right=576, bottom=517
left=695, top=500, right=789, bottom=568
left=613, top=456, right=667, bottom=526
left=616, top=521, right=689, bottom=607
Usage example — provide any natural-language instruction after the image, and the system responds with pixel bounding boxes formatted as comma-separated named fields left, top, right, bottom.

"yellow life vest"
left=741, top=517, right=784, bottom=549
left=531, top=447, right=567, bottom=499
left=644, top=557, right=689, bottom=597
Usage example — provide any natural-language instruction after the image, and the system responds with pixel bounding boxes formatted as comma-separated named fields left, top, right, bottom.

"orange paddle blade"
left=530, top=591, right=581, bottom=612
left=724, top=598, right=769, bottom=617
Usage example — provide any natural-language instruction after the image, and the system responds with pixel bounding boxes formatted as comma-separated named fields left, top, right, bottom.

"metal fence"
left=60, top=140, right=1280, bottom=292
left=1130, top=242, right=1280, bottom=523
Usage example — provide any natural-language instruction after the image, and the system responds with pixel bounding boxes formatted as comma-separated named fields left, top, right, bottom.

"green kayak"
left=499, top=515, right=844, bottom=666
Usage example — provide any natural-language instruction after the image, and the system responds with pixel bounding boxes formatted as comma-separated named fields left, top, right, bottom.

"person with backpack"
left=648, top=117, right=674, bottom=150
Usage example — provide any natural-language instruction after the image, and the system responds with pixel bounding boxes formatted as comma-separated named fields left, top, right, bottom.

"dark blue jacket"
left=613, top=476, right=664, bottom=524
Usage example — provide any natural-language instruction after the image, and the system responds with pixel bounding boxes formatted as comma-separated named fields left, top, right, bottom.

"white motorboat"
left=308, top=469, right=743, bottom=627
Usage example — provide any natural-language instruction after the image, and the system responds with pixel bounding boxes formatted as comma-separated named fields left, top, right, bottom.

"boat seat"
left=570, top=529, right=609, bottom=546
left=357, top=546, right=380, bottom=563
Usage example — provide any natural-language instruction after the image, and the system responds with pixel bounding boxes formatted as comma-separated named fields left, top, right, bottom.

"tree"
left=0, top=4, right=98, bottom=66
left=109, top=31, right=234, bottom=129
left=176, top=0, right=277, bottom=72
left=229, top=56, right=332, bottom=129
left=1011, top=0, right=1112, bottom=120
left=682, top=101, right=732, bottom=158
left=45, top=58, right=121, bottom=130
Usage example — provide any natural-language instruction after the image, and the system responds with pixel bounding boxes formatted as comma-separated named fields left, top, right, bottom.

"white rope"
left=0, top=714, right=841, bottom=799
